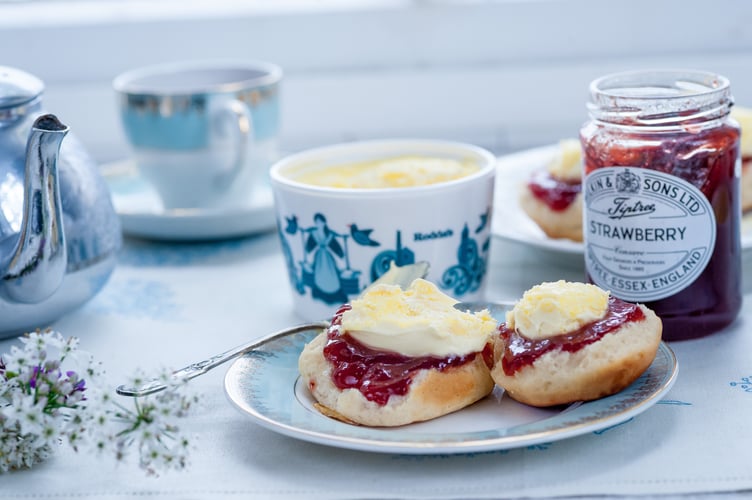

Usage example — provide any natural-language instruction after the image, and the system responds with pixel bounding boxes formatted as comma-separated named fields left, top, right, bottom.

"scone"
left=731, top=106, right=752, bottom=213
left=490, top=280, right=661, bottom=407
left=519, top=139, right=583, bottom=241
left=298, top=278, right=497, bottom=427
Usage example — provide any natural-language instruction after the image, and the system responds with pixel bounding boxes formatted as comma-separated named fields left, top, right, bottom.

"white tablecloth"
left=1, top=232, right=751, bottom=499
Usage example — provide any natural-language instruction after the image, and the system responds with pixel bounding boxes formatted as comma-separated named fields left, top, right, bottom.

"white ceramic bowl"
left=270, top=139, right=496, bottom=321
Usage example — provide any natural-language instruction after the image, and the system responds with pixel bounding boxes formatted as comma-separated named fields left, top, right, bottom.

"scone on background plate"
left=519, top=139, right=584, bottom=242
left=731, top=106, right=752, bottom=213
left=298, top=279, right=497, bottom=427
left=490, top=280, right=662, bottom=407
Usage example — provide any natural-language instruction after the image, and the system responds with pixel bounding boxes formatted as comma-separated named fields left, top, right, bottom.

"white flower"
left=103, top=372, right=196, bottom=476
left=8, top=393, right=47, bottom=437
left=36, top=420, right=61, bottom=450
left=2, top=345, right=32, bottom=376
left=1, top=330, right=197, bottom=475
left=0, top=402, right=54, bottom=473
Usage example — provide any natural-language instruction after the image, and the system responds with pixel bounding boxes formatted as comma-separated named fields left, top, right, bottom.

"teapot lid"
left=0, top=66, right=44, bottom=109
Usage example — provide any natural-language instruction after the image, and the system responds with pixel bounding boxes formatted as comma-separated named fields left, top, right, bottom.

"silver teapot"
left=0, top=66, right=121, bottom=337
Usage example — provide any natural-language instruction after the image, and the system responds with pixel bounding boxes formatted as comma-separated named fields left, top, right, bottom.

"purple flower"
left=29, top=365, right=42, bottom=389
left=63, top=370, right=87, bottom=402
left=73, top=378, right=86, bottom=393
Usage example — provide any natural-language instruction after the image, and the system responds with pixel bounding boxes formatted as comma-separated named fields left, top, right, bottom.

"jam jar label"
left=584, top=167, right=716, bottom=302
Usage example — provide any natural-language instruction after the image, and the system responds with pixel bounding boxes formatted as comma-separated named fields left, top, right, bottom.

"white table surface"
left=1, top=229, right=751, bottom=499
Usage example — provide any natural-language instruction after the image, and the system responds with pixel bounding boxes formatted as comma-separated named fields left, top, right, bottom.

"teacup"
left=270, top=139, right=497, bottom=321
left=113, top=60, right=282, bottom=209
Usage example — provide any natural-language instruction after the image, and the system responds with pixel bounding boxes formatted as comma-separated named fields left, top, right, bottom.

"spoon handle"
left=116, top=261, right=431, bottom=397
left=115, top=321, right=329, bottom=397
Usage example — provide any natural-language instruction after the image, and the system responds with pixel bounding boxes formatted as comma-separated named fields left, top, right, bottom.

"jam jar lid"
left=587, top=69, right=732, bottom=126
left=0, top=66, right=44, bottom=109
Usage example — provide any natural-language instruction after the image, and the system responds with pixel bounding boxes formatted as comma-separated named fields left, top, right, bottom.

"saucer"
left=101, top=160, right=277, bottom=241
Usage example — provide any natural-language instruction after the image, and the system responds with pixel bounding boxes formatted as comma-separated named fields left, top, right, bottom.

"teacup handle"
left=215, top=99, right=253, bottom=188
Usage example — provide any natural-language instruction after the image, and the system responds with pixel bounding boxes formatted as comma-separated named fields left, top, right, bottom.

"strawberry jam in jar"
left=580, top=70, right=741, bottom=340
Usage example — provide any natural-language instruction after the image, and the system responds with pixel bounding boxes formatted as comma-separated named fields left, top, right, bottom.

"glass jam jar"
left=580, top=69, right=741, bottom=341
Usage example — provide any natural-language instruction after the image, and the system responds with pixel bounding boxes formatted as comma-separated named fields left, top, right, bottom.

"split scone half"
left=490, top=280, right=662, bottom=407
left=298, top=279, right=497, bottom=427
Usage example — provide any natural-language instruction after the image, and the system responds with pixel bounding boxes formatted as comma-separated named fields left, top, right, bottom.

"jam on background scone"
left=519, top=139, right=584, bottom=242
left=490, top=281, right=662, bottom=407
left=298, top=279, right=497, bottom=427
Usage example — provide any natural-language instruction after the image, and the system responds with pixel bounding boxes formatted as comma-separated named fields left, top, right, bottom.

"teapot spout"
left=1, top=114, right=68, bottom=304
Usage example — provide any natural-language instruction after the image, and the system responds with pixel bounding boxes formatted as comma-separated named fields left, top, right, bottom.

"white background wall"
left=2, top=0, right=752, bottom=164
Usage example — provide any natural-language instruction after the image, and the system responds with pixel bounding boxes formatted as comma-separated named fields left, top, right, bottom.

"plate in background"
left=102, top=160, right=277, bottom=241
left=492, top=145, right=752, bottom=254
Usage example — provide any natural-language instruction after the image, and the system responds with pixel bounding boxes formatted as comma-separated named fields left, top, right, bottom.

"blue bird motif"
left=285, top=215, right=298, bottom=235
left=350, top=224, right=380, bottom=246
left=475, top=209, right=490, bottom=233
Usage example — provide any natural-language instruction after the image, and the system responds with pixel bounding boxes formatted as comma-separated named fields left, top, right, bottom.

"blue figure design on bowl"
left=350, top=224, right=380, bottom=247
left=280, top=213, right=382, bottom=306
left=279, top=208, right=490, bottom=306
left=440, top=209, right=491, bottom=296
left=370, top=231, right=415, bottom=282
left=305, top=213, right=349, bottom=304
left=279, top=217, right=304, bottom=294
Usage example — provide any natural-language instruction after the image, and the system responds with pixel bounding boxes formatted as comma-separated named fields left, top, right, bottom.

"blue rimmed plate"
left=224, top=327, right=678, bottom=454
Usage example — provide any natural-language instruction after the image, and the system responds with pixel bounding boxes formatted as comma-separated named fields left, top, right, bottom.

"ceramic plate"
left=224, top=326, right=678, bottom=455
left=493, top=145, right=752, bottom=254
left=102, top=160, right=276, bottom=241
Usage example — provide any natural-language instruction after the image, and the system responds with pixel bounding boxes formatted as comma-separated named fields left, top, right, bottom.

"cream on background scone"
left=731, top=107, right=752, bottom=213
left=298, top=279, right=497, bottom=427
left=519, top=139, right=584, bottom=242
left=490, top=280, right=661, bottom=407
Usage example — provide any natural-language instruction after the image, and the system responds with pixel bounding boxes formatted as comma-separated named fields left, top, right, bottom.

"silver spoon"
left=115, top=262, right=515, bottom=397
left=116, top=261, right=431, bottom=397
left=115, top=299, right=516, bottom=397
left=115, top=320, right=330, bottom=397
